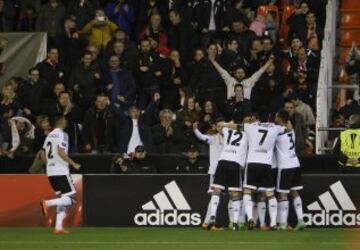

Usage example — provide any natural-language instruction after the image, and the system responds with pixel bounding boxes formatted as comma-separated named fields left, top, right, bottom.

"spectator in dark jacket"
left=105, top=0, right=135, bottom=36
left=67, top=0, right=96, bottom=29
left=128, top=145, right=156, bottom=173
left=296, top=11, right=323, bottom=47
left=152, top=108, right=185, bottom=153
left=35, top=48, right=64, bottom=86
left=0, top=0, right=15, bottom=32
left=224, top=83, right=252, bottom=123
left=102, top=55, right=136, bottom=107
left=17, top=5, right=37, bottom=31
left=32, top=115, right=52, bottom=153
left=109, top=154, right=132, bottom=173
left=176, top=144, right=207, bottom=173
left=82, top=94, right=117, bottom=153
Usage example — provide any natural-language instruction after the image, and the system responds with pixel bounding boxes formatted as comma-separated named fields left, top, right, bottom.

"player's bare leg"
left=266, top=191, right=278, bottom=230
left=243, top=188, right=255, bottom=230
left=291, top=190, right=306, bottom=231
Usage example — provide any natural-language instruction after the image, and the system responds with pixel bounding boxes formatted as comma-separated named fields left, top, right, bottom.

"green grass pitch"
left=0, top=228, right=358, bottom=250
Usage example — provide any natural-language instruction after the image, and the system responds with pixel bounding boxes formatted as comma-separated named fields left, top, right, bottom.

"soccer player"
left=207, top=124, right=248, bottom=231
left=40, top=115, right=81, bottom=234
left=274, top=110, right=306, bottom=231
left=241, top=109, right=284, bottom=230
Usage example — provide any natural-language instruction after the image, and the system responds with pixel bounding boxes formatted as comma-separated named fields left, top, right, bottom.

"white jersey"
left=218, top=127, right=248, bottom=167
left=43, top=128, right=70, bottom=176
left=275, top=129, right=300, bottom=169
left=194, top=129, right=223, bottom=174
left=271, top=152, right=277, bottom=169
left=244, top=122, right=284, bottom=165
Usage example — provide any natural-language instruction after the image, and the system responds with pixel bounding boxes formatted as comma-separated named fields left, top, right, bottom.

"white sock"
left=268, top=197, right=278, bottom=227
left=257, top=201, right=267, bottom=226
left=293, top=196, right=304, bottom=222
left=55, top=206, right=66, bottom=230
left=243, top=194, right=253, bottom=221
left=209, top=195, right=220, bottom=220
left=228, top=199, right=233, bottom=224
left=278, top=200, right=289, bottom=226
left=239, top=200, right=246, bottom=224
left=47, top=196, right=72, bottom=207
left=232, top=199, right=241, bottom=224
left=277, top=201, right=281, bottom=224
left=204, top=198, right=212, bottom=224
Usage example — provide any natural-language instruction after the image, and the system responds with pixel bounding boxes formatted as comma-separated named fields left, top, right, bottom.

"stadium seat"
left=337, top=48, right=350, bottom=64
left=280, top=5, right=296, bottom=40
left=341, top=13, right=360, bottom=29
left=340, top=30, right=360, bottom=47
left=257, top=5, right=280, bottom=23
left=342, top=0, right=360, bottom=11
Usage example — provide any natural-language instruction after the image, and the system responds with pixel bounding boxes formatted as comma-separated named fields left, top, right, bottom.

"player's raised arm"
left=193, top=122, right=214, bottom=144
left=57, top=148, right=81, bottom=171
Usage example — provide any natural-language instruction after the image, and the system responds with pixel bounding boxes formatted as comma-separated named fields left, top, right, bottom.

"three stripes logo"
left=134, top=181, right=202, bottom=226
left=303, top=181, right=360, bottom=226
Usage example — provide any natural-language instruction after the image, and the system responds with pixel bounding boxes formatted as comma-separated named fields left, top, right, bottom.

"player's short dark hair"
left=51, top=114, right=66, bottom=127
left=257, top=106, right=271, bottom=122
left=277, top=110, right=290, bottom=123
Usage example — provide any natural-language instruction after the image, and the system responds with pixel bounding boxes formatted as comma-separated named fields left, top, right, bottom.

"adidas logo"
left=303, top=181, right=360, bottom=226
left=134, top=181, right=202, bottom=226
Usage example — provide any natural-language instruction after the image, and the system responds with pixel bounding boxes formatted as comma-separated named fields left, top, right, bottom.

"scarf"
left=9, top=116, right=35, bottom=152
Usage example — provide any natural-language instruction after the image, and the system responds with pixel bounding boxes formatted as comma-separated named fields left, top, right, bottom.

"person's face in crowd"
left=194, top=49, right=204, bottom=62
left=113, top=42, right=125, bottom=55
left=284, top=102, right=295, bottom=116
left=207, top=45, right=217, bottom=58
left=26, top=7, right=35, bottom=17
left=86, top=45, right=99, bottom=60
left=266, top=63, right=275, bottom=75
left=9, top=78, right=19, bottom=92
left=187, top=97, right=195, bottom=110
left=95, top=9, right=106, bottom=20
left=129, top=107, right=141, bottom=119
left=252, top=40, right=263, bottom=53
left=170, top=50, right=180, bottom=63
left=291, top=38, right=302, bottom=51
left=298, top=48, right=307, bottom=62
left=64, top=19, right=76, bottom=30
left=234, top=85, right=244, bottom=99
left=243, top=115, right=253, bottom=124
left=228, top=40, right=238, bottom=52
left=300, top=2, right=309, bottom=14
left=95, top=96, right=107, bottom=110
left=40, top=118, right=51, bottom=131
left=216, top=121, right=224, bottom=133
left=187, top=150, right=199, bottom=160
left=160, top=111, right=173, bottom=127
left=234, top=68, right=246, bottom=81
left=53, top=83, right=65, bottom=97
left=204, top=101, right=213, bottom=114
left=29, top=69, right=40, bottom=83
left=140, top=40, right=151, bottom=53
left=308, top=36, right=319, bottom=51
left=333, top=115, right=345, bottom=127
left=150, top=14, right=161, bottom=29
left=108, top=56, right=120, bottom=70
left=16, top=121, right=26, bottom=132
left=231, top=21, right=243, bottom=33
left=1, top=85, right=14, bottom=99
left=291, top=98, right=300, bottom=107
left=149, top=38, right=159, bottom=49
left=58, top=93, right=70, bottom=107
left=82, top=54, right=93, bottom=67
left=306, top=13, right=316, bottom=26
left=50, top=0, right=59, bottom=8
left=114, top=30, right=126, bottom=42
left=135, top=151, right=146, bottom=159
left=48, top=49, right=59, bottom=63
left=169, top=11, right=180, bottom=25
left=262, top=39, right=273, bottom=52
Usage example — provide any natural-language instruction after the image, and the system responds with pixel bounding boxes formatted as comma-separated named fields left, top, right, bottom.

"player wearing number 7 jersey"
left=39, top=114, right=81, bottom=234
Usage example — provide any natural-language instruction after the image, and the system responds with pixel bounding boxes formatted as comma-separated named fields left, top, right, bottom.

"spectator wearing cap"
left=176, top=145, right=207, bottom=173
left=128, top=145, right=156, bottom=173
left=116, top=93, right=160, bottom=154
left=105, top=0, right=135, bottom=36
left=224, top=83, right=252, bottom=123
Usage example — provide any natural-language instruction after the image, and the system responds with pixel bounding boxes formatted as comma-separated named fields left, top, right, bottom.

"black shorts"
left=244, top=163, right=274, bottom=191
left=276, top=167, right=303, bottom=193
left=48, top=175, right=76, bottom=196
left=212, top=160, right=242, bottom=192
left=272, top=168, right=278, bottom=185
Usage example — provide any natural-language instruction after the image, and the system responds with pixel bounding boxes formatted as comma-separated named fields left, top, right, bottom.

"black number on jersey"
left=226, top=130, right=243, bottom=146
left=287, top=133, right=295, bottom=150
left=46, top=141, right=54, bottom=159
left=258, top=129, right=268, bottom=145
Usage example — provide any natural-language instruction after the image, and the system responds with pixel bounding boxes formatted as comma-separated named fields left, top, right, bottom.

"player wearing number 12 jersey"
left=207, top=125, right=248, bottom=231
left=40, top=115, right=81, bottom=234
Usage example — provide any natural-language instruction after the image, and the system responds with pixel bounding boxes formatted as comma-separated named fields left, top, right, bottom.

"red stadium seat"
left=342, top=0, right=360, bottom=11
left=280, top=6, right=296, bottom=40
left=257, top=5, right=280, bottom=23
left=340, top=31, right=360, bottom=47
left=341, top=13, right=360, bottom=29
left=338, top=48, right=350, bottom=64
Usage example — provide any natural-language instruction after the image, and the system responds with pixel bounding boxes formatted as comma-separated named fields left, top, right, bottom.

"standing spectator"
left=36, top=0, right=66, bottom=47
left=69, top=51, right=102, bottom=109
left=176, top=145, right=207, bottom=173
left=198, top=100, right=222, bottom=134
left=82, top=94, right=117, bottom=153
left=230, top=19, right=257, bottom=56
left=224, top=83, right=252, bottom=122
left=32, top=115, right=52, bottom=153
left=128, top=145, right=156, bottom=173
left=67, top=0, right=96, bottom=29
left=0, top=0, right=15, bottom=32
left=43, top=82, right=66, bottom=109
left=35, top=48, right=64, bottom=86
left=82, top=9, right=118, bottom=51
left=152, top=109, right=185, bottom=153
left=287, top=1, right=309, bottom=40
left=103, top=55, right=136, bottom=108
left=116, top=93, right=160, bottom=154
left=296, top=11, right=323, bottom=47
left=291, top=94, right=315, bottom=128
left=105, top=0, right=135, bottom=36
left=138, top=0, right=168, bottom=29
left=17, top=5, right=37, bottom=32
left=17, top=68, right=46, bottom=117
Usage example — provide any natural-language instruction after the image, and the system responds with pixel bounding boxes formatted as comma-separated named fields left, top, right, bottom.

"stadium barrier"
left=0, top=154, right=339, bottom=174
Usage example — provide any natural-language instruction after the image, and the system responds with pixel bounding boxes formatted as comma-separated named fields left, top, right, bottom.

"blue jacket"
left=105, top=1, right=135, bottom=35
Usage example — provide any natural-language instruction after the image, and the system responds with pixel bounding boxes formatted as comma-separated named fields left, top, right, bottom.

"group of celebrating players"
left=196, top=108, right=306, bottom=232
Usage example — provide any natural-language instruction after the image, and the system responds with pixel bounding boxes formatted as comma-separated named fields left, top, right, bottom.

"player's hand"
left=73, top=163, right=81, bottom=171
left=193, top=121, right=199, bottom=130
left=154, top=92, right=160, bottom=102
left=348, top=158, right=359, bottom=166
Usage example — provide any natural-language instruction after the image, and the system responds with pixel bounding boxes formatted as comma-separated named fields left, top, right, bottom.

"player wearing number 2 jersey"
left=39, top=115, right=81, bottom=234
left=207, top=125, right=248, bottom=231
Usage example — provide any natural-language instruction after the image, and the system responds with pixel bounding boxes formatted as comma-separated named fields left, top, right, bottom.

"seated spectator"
left=69, top=51, right=102, bottom=108
left=128, top=145, right=156, bottom=173
left=82, top=9, right=118, bottom=51
left=290, top=94, right=315, bottom=128
left=17, top=5, right=37, bottom=32
left=109, top=154, right=132, bottom=174
left=105, top=0, right=135, bottom=36
left=115, top=92, right=160, bottom=154
left=224, top=83, right=252, bottom=123
left=67, top=0, right=96, bottom=29
left=138, top=0, right=168, bottom=29
left=0, top=83, right=21, bottom=118
left=32, top=115, right=51, bottom=153
left=176, top=145, right=207, bottom=173
left=35, top=47, right=64, bottom=86
left=102, top=55, right=136, bottom=108
left=152, top=109, right=185, bottom=153
left=198, top=100, right=222, bottom=134
left=43, top=81, right=65, bottom=108
left=6, top=117, right=35, bottom=158
left=82, top=94, right=117, bottom=153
